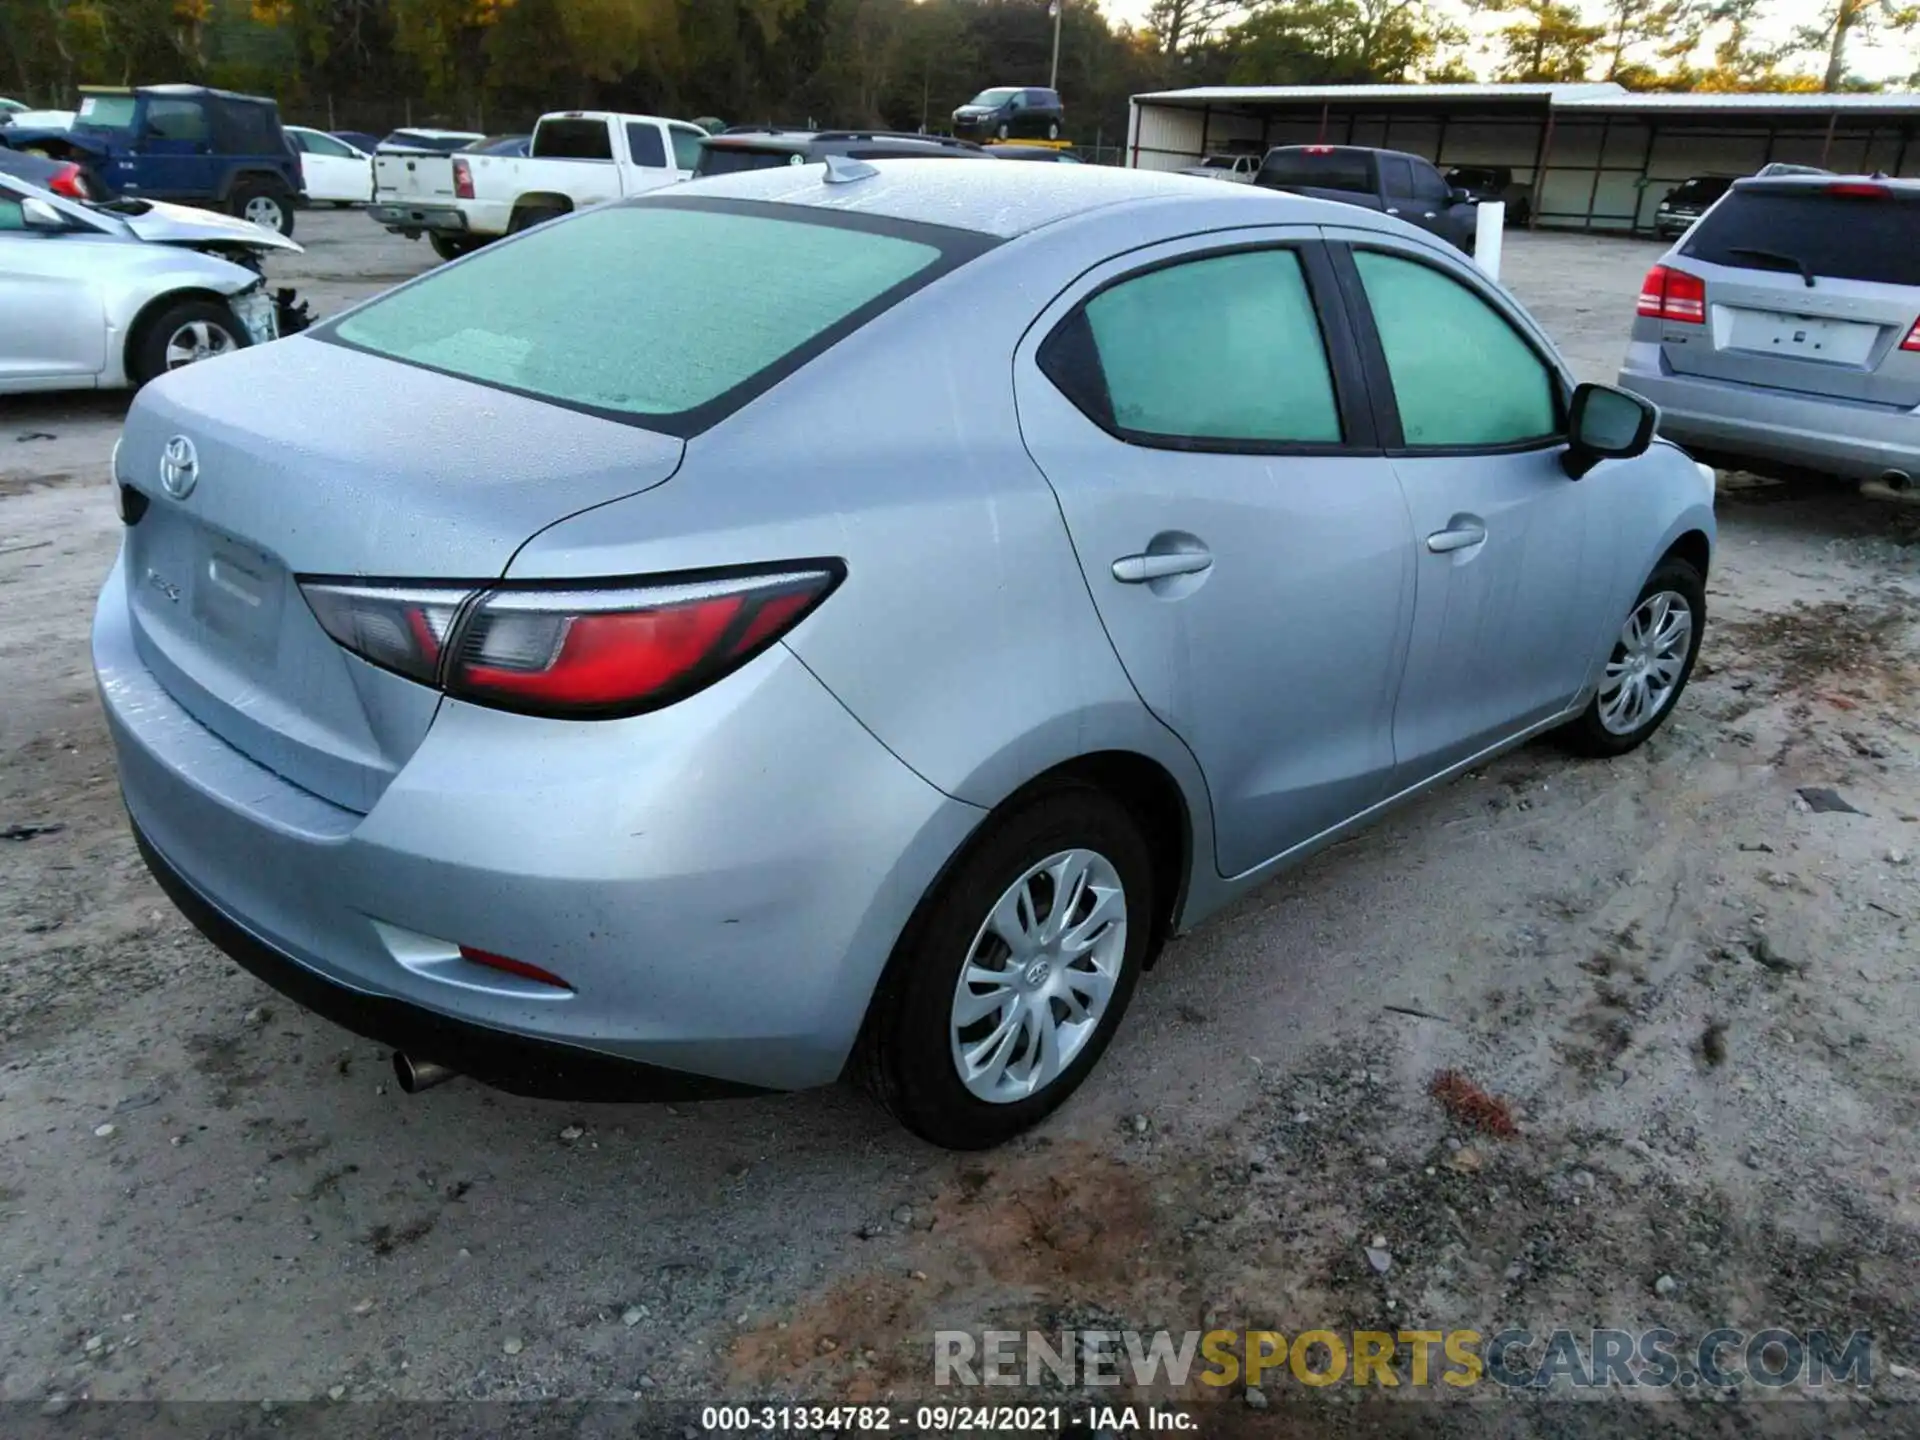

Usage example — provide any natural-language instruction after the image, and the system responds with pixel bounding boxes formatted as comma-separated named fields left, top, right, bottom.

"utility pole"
left=1050, top=0, right=1064, bottom=91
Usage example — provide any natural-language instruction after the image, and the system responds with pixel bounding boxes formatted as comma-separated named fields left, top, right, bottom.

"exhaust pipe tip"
left=392, top=1052, right=457, bottom=1094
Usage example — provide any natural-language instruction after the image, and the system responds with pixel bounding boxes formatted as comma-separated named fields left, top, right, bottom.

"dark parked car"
left=951, top=87, right=1064, bottom=142
left=1, top=84, right=303, bottom=235
left=464, top=134, right=530, bottom=157
left=1653, top=175, right=1736, bottom=239
left=693, top=129, right=986, bottom=178
left=331, top=130, right=382, bottom=155
left=1257, top=145, right=1476, bottom=254
left=1445, top=164, right=1532, bottom=225
left=0, top=143, right=93, bottom=199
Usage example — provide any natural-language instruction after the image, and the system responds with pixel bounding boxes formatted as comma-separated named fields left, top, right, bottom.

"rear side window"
left=329, top=201, right=983, bottom=435
left=1353, top=250, right=1559, bottom=448
left=1379, top=156, right=1413, bottom=197
left=533, top=120, right=613, bottom=161
left=1682, top=190, right=1920, bottom=286
left=144, top=99, right=209, bottom=143
left=1262, top=149, right=1372, bottom=194
left=1042, top=248, right=1342, bottom=446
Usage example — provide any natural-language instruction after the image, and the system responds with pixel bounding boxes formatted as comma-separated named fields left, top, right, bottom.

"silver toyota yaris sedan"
left=95, top=160, right=1715, bottom=1149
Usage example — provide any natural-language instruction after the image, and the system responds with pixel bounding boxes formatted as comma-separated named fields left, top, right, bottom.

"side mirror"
left=1562, top=382, right=1657, bottom=479
left=21, top=196, right=65, bottom=230
left=1449, top=187, right=1474, bottom=205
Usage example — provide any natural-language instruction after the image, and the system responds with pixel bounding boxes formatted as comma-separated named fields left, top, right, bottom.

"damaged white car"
left=0, top=169, right=310, bottom=395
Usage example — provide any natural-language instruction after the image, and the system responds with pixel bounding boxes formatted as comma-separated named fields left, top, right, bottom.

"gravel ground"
left=3, top=213, right=1919, bottom=1428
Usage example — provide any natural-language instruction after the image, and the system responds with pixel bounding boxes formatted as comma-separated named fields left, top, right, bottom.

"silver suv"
left=1618, top=174, right=1920, bottom=492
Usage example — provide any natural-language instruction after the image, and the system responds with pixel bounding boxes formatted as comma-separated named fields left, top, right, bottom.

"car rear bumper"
left=94, top=551, right=984, bottom=1095
left=368, top=201, right=466, bottom=234
left=1619, top=345, right=1920, bottom=482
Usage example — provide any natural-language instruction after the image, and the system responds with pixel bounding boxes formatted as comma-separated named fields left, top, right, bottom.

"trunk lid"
left=1663, top=183, right=1920, bottom=408
left=374, top=151, right=455, bottom=203
left=116, top=337, right=684, bottom=811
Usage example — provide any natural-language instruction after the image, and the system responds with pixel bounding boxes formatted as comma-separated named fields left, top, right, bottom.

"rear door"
left=1014, top=229, right=1417, bottom=877
left=374, top=147, right=454, bottom=203
left=617, top=120, right=677, bottom=195
left=1660, top=182, right=1920, bottom=407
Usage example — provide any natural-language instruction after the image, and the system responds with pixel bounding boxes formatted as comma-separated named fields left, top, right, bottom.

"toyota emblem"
left=159, top=436, right=199, bottom=499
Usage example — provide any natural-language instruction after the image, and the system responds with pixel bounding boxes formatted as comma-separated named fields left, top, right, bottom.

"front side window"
left=1042, top=248, right=1342, bottom=447
left=1353, top=249, right=1559, bottom=449
left=305, top=131, right=353, bottom=158
left=329, top=201, right=977, bottom=435
left=668, top=126, right=705, bottom=171
left=1412, top=164, right=1451, bottom=202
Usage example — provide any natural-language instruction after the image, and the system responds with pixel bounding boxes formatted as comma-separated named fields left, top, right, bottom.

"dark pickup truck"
left=1256, top=144, right=1477, bottom=254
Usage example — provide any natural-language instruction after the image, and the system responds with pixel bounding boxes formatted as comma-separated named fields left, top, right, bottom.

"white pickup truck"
left=369, top=111, right=707, bottom=259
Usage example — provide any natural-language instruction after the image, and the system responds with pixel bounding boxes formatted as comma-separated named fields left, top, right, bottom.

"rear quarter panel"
left=499, top=211, right=1230, bottom=875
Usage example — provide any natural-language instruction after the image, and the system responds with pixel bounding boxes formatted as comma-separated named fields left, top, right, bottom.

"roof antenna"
left=822, top=153, right=879, bottom=184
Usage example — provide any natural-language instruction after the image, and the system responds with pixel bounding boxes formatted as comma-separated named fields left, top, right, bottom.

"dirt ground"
left=3, top=214, right=1919, bottom=1429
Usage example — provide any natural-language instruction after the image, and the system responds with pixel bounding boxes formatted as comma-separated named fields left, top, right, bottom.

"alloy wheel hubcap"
left=245, top=195, right=283, bottom=229
left=164, top=321, right=237, bottom=370
left=1599, top=589, right=1692, bottom=735
left=950, top=848, right=1127, bottom=1104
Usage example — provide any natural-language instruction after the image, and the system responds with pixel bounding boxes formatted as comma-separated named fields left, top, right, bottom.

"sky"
left=1089, top=0, right=1918, bottom=85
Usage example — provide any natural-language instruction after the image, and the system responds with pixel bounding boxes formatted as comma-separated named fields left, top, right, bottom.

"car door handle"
left=1385, top=207, right=1400, bottom=216
left=1112, top=551, right=1213, bottom=583
left=1426, top=523, right=1488, bottom=554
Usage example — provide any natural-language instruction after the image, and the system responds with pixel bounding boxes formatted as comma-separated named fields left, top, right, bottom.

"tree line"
left=0, top=0, right=1908, bottom=140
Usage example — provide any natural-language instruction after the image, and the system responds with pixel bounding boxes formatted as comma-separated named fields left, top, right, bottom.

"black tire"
left=508, top=204, right=565, bottom=234
left=1555, top=557, right=1706, bottom=758
left=428, top=233, right=479, bottom=262
left=229, top=181, right=295, bottom=236
left=857, top=783, right=1154, bottom=1150
left=128, top=297, right=247, bottom=387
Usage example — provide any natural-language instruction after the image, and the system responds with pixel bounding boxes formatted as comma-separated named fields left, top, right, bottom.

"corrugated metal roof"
left=1131, top=82, right=1920, bottom=117
left=1131, top=83, right=1626, bottom=106
left=1558, top=90, right=1920, bottom=113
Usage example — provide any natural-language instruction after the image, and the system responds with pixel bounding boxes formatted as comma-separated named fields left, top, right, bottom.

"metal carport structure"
left=1126, top=83, right=1920, bottom=233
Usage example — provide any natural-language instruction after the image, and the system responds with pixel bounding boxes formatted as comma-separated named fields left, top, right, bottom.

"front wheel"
left=857, top=784, right=1154, bottom=1150
left=1555, top=557, right=1705, bottom=757
left=129, top=298, right=247, bottom=387
left=230, top=182, right=295, bottom=236
left=1047, top=122, right=1060, bottom=140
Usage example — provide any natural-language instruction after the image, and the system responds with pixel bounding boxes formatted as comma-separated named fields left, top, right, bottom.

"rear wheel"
left=1555, top=557, right=1705, bottom=757
left=508, top=204, right=566, bottom=234
left=230, top=181, right=295, bottom=236
left=428, top=233, right=480, bottom=262
left=1047, top=122, right=1060, bottom=140
left=858, top=784, right=1153, bottom=1150
left=129, top=298, right=246, bottom=387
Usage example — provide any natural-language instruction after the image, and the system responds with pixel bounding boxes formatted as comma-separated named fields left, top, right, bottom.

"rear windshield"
left=328, top=200, right=985, bottom=435
left=1682, top=190, right=1920, bottom=286
left=1668, top=177, right=1731, bottom=203
left=533, top=119, right=613, bottom=160
left=693, top=145, right=802, bottom=177
left=1261, top=150, right=1372, bottom=193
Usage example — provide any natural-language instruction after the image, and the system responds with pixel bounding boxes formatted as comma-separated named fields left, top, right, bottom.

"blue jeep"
left=4, top=84, right=304, bottom=235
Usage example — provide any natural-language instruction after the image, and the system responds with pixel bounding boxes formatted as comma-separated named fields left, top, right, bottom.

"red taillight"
left=1304, top=145, right=1333, bottom=154
left=1637, top=264, right=1705, bottom=324
left=458, top=946, right=572, bottom=990
left=452, top=157, right=474, bottom=199
left=1826, top=181, right=1889, bottom=198
left=301, top=564, right=842, bottom=718
left=1902, top=318, right=1920, bottom=353
left=49, top=161, right=91, bottom=200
